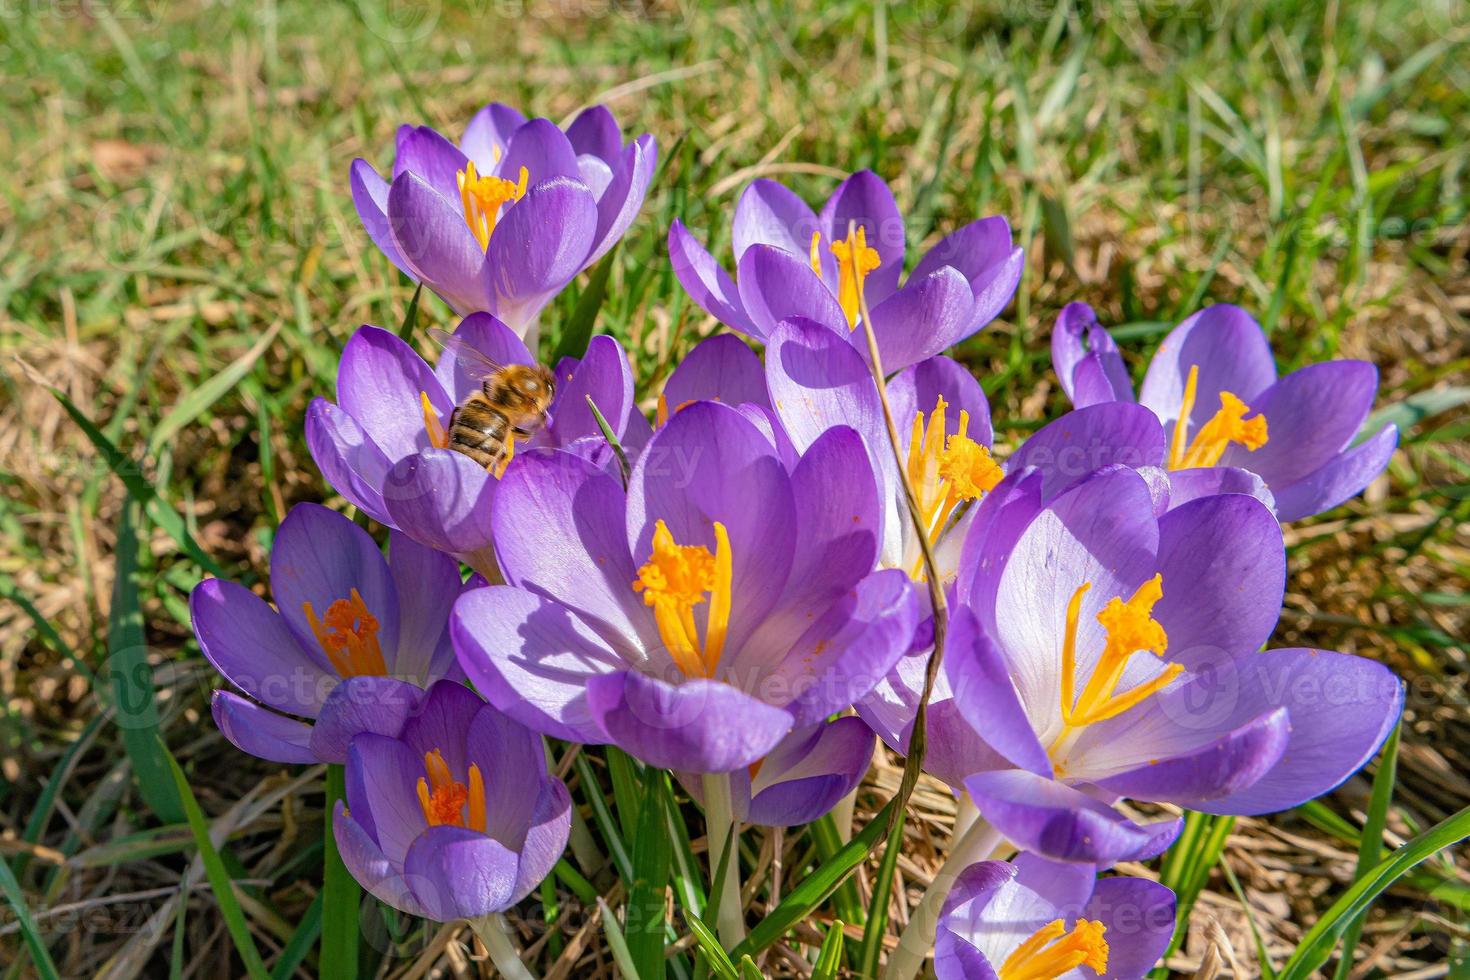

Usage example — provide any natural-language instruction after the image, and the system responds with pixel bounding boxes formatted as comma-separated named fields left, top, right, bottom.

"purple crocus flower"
left=940, top=466, right=1402, bottom=866
left=352, top=103, right=656, bottom=340
left=190, top=503, right=464, bottom=764
left=679, top=717, right=875, bottom=827
left=935, top=855, right=1174, bottom=980
left=670, top=170, right=1024, bottom=372
left=333, top=680, right=571, bottom=922
left=306, top=313, right=643, bottom=576
left=1051, top=302, right=1399, bottom=521
left=450, top=400, right=919, bottom=774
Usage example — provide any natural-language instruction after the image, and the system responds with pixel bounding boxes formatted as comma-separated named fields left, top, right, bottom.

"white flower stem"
left=832, top=784, right=859, bottom=843
left=469, top=913, right=537, bottom=980
left=883, top=816, right=1005, bottom=980
left=702, top=771, right=746, bottom=947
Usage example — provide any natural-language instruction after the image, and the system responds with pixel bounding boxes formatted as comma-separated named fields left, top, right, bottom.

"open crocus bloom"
left=190, top=503, right=465, bottom=764
left=450, top=401, right=919, bottom=773
left=351, top=103, right=656, bottom=338
left=306, top=313, right=642, bottom=574
left=1051, top=302, right=1398, bottom=521
left=333, top=680, right=570, bottom=922
left=653, top=332, right=796, bottom=467
left=940, top=466, right=1402, bottom=864
left=678, top=717, right=875, bottom=827
left=669, top=170, right=1023, bottom=373
left=936, top=855, right=1175, bottom=980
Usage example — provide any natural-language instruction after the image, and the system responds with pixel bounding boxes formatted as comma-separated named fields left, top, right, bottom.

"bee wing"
left=427, top=327, right=504, bottom=382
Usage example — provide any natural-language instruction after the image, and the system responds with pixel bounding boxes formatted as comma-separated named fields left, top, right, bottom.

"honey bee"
left=428, top=328, right=555, bottom=471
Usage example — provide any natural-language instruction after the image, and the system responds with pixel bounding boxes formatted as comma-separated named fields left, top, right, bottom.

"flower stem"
left=470, top=913, right=537, bottom=980
left=883, top=816, right=1005, bottom=980
left=701, top=772, right=746, bottom=947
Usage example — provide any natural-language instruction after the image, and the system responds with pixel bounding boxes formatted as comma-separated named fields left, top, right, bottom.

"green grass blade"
left=147, top=321, right=281, bottom=456
left=738, top=956, right=762, bottom=979
left=15, top=711, right=109, bottom=878
left=813, top=920, right=845, bottom=980
left=270, top=890, right=323, bottom=980
left=857, top=807, right=905, bottom=977
left=728, top=799, right=894, bottom=960
left=552, top=246, right=617, bottom=363
left=598, top=897, right=641, bottom=980
left=108, top=501, right=185, bottom=823
left=574, top=752, right=634, bottom=880
left=1279, top=803, right=1470, bottom=980
left=397, top=282, right=423, bottom=341
left=628, top=768, right=674, bottom=979
left=321, top=764, right=360, bottom=979
left=811, top=815, right=863, bottom=928
left=586, top=395, right=631, bottom=484
left=607, top=745, right=644, bottom=841
left=683, top=910, right=738, bottom=980
left=0, top=856, right=61, bottom=980
left=1333, top=720, right=1402, bottom=980
left=163, top=741, right=270, bottom=980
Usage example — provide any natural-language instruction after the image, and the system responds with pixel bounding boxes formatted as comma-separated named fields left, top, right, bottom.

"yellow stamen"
left=302, top=589, right=388, bottom=678
left=998, top=919, right=1108, bottom=980
left=456, top=160, right=529, bottom=251
left=817, top=224, right=881, bottom=329
left=903, top=396, right=1002, bottom=579
left=656, top=392, right=670, bottom=429
left=1168, top=364, right=1269, bottom=469
left=421, top=391, right=449, bottom=449
left=632, top=520, right=733, bottom=678
left=1051, top=574, right=1182, bottom=758
left=415, top=749, right=487, bottom=832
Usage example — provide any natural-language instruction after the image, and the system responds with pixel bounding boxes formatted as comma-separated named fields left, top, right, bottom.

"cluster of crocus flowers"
left=189, top=101, right=1406, bottom=978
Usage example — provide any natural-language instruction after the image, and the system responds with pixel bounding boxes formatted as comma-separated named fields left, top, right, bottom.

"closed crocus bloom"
left=189, top=503, right=464, bottom=764
left=935, top=856, right=1175, bottom=980
left=450, top=400, right=919, bottom=775
left=351, top=103, right=656, bottom=340
left=943, top=466, right=1402, bottom=866
left=670, top=170, right=1023, bottom=373
left=1050, top=302, right=1398, bottom=521
left=306, top=314, right=643, bottom=576
left=333, top=680, right=571, bottom=922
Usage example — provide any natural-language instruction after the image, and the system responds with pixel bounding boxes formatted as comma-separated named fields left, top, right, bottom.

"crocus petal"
left=662, top=333, right=769, bottom=411
left=934, top=861, right=1013, bottom=980
left=431, top=311, right=535, bottom=407
left=511, top=776, right=573, bottom=903
left=585, top=669, right=793, bottom=772
left=309, top=676, right=427, bottom=764
left=393, top=125, right=468, bottom=196
left=1220, top=360, right=1381, bottom=486
left=764, top=568, right=919, bottom=727
left=736, top=244, right=847, bottom=338
left=305, top=398, right=393, bottom=525
left=338, top=326, right=451, bottom=462
left=668, top=219, right=758, bottom=337
left=1165, top=466, right=1276, bottom=513
left=866, top=266, right=980, bottom=373
left=333, top=802, right=424, bottom=916
left=1271, top=423, right=1398, bottom=522
left=732, top=178, right=825, bottom=268
left=346, top=733, right=428, bottom=865
left=565, top=105, right=622, bottom=163
left=765, top=316, right=888, bottom=454
left=381, top=449, right=497, bottom=557
left=547, top=335, right=634, bottom=445
left=405, top=826, right=522, bottom=921
left=386, top=173, right=494, bottom=315
left=387, top=530, right=462, bottom=683
left=269, top=502, right=400, bottom=670
left=575, top=153, right=614, bottom=197
left=1138, top=304, right=1277, bottom=426
left=1083, top=876, right=1177, bottom=977
left=819, top=169, right=905, bottom=304
left=191, top=579, right=334, bottom=716
left=945, top=606, right=1051, bottom=777
left=463, top=703, right=546, bottom=847
left=499, top=118, right=583, bottom=184
left=452, top=585, right=624, bottom=744
left=745, top=717, right=875, bottom=827
left=586, top=134, right=656, bottom=265
left=912, top=216, right=1017, bottom=295
left=1050, top=301, right=1132, bottom=407
left=351, top=159, right=408, bottom=271
left=485, top=177, right=599, bottom=331
left=627, top=401, right=797, bottom=658
left=211, top=692, right=316, bottom=764
left=397, top=680, right=486, bottom=778
left=461, top=103, right=527, bottom=172
left=1192, top=649, right=1403, bottom=816
left=903, top=697, right=1015, bottom=791
left=964, top=770, right=1182, bottom=865
left=1005, top=403, right=1166, bottom=501
left=1153, top=493, right=1285, bottom=669
left=492, top=450, right=647, bottom=656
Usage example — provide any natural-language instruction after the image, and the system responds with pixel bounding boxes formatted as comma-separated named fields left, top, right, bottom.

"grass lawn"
left=2, top=0, right=1468, bottom=975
